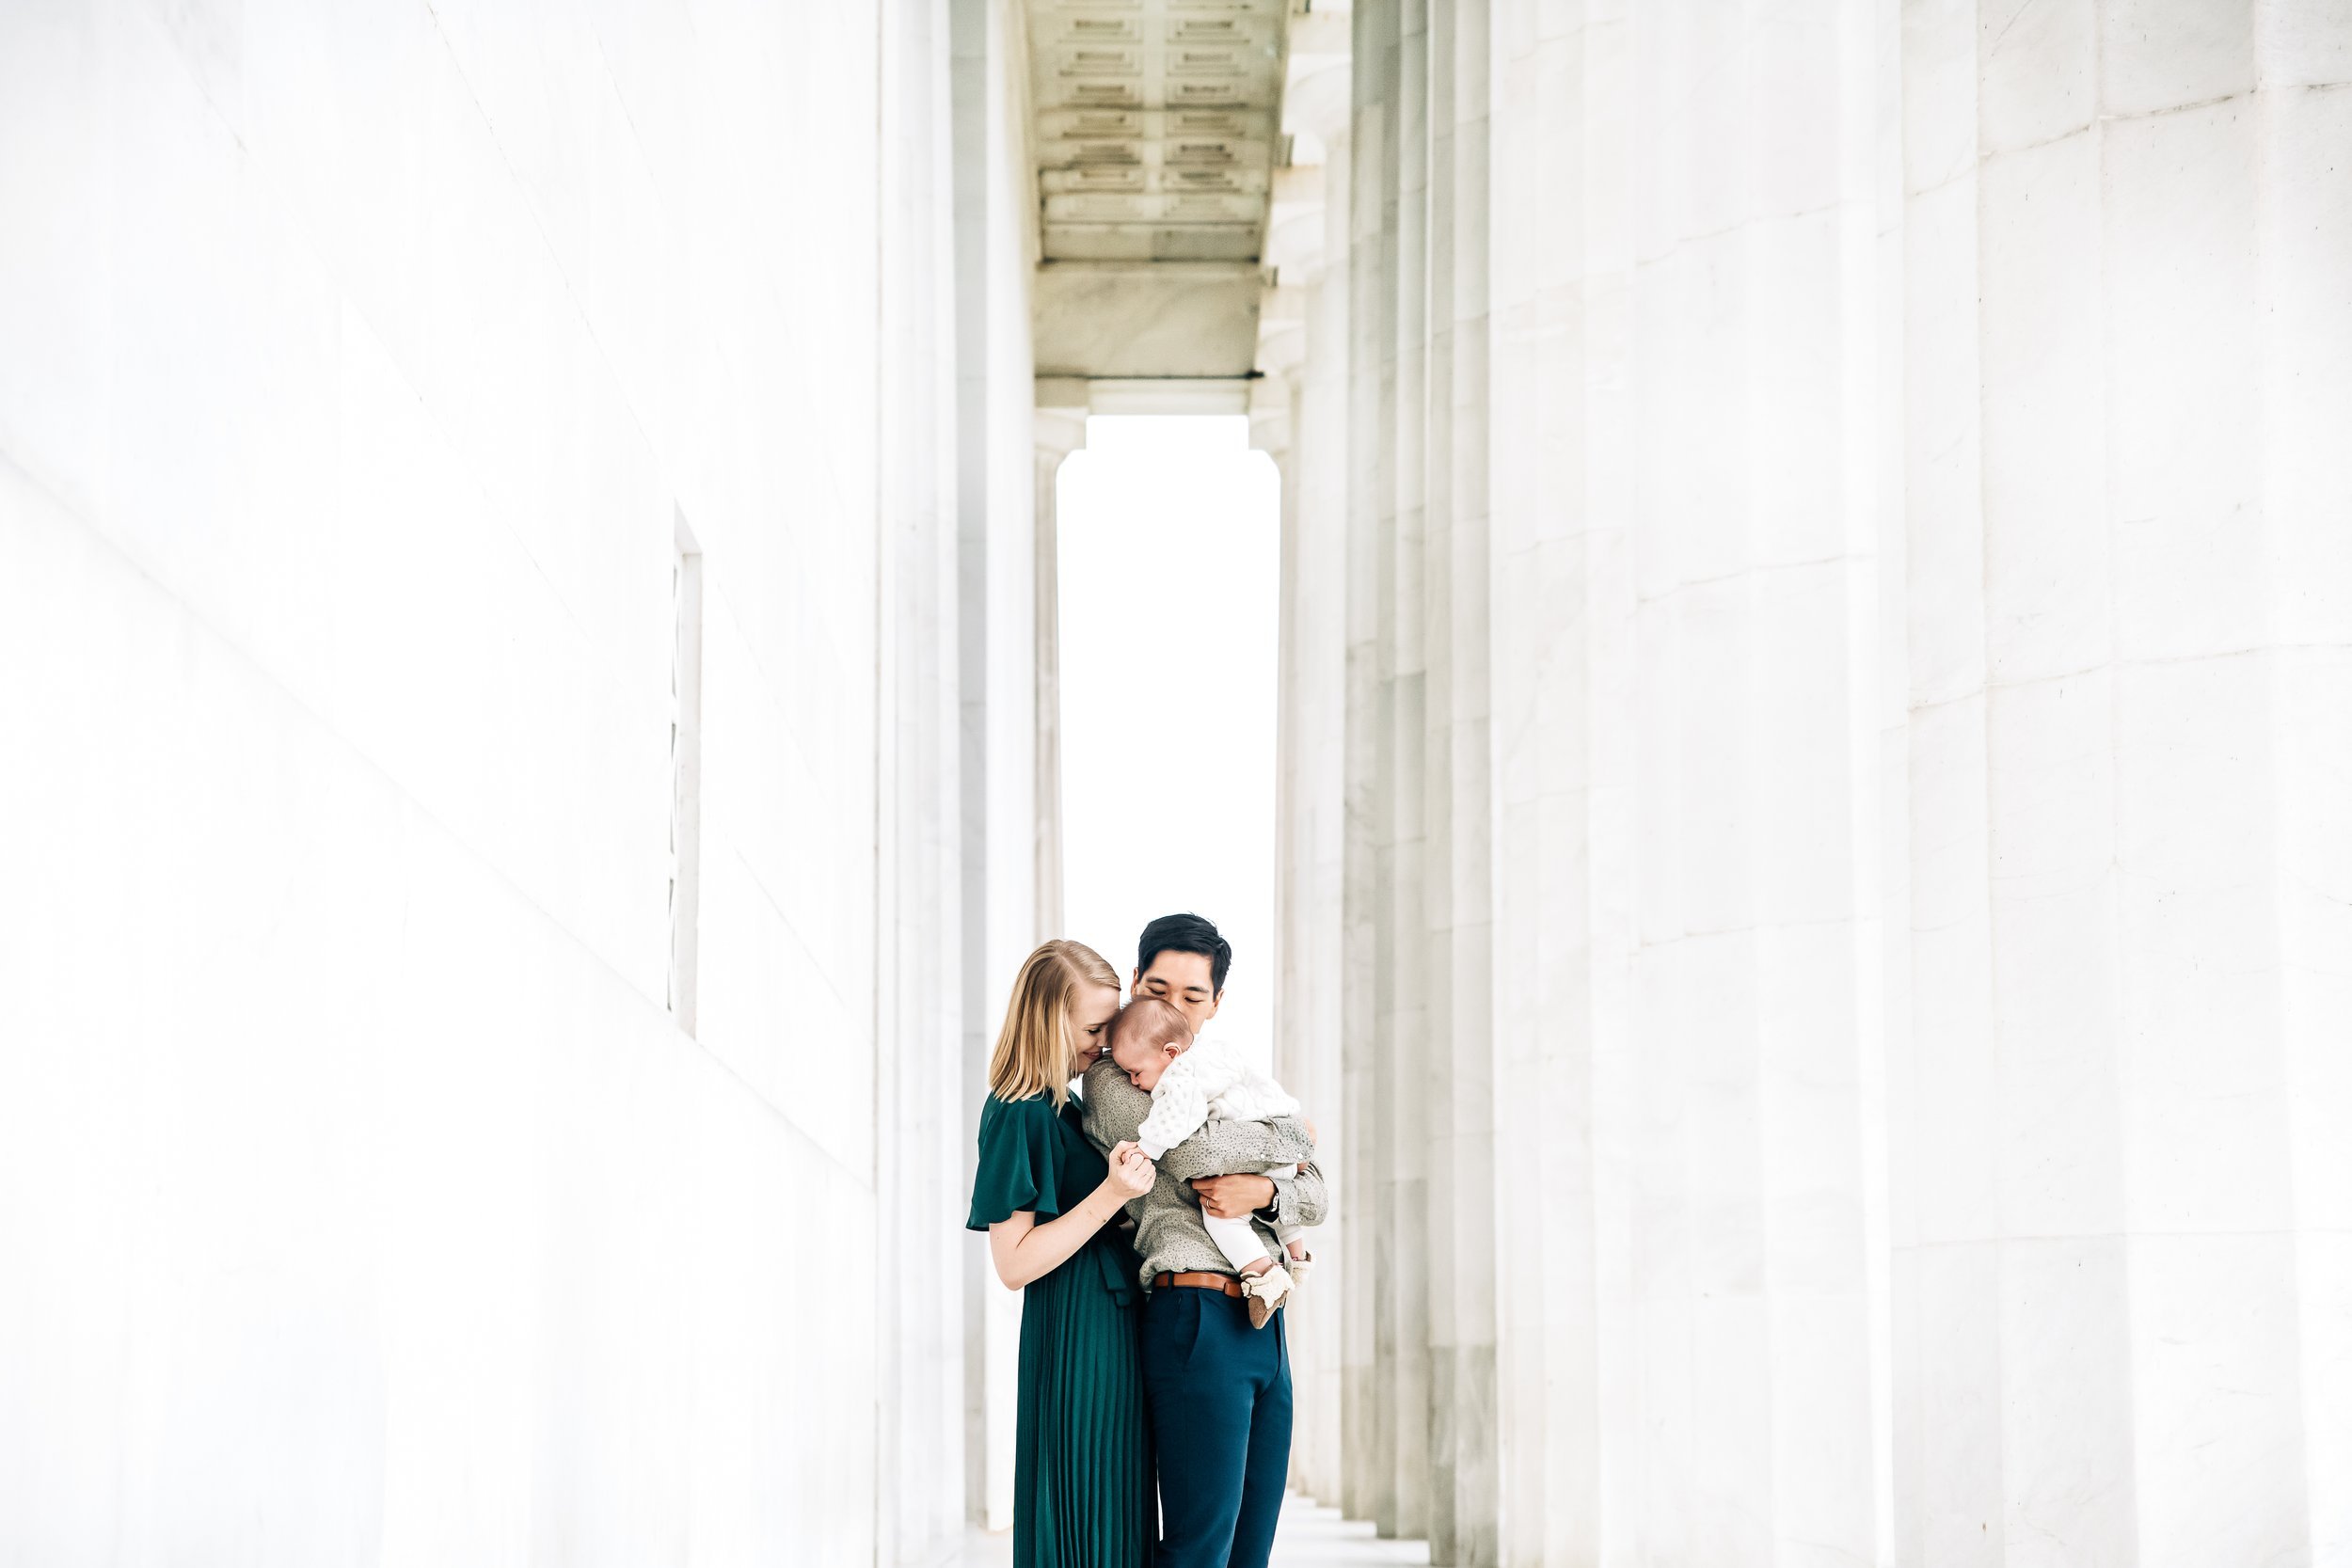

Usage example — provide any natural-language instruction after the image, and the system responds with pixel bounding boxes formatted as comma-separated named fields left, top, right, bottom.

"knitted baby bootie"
left=1243, top=1264, right=1295, bottom=1330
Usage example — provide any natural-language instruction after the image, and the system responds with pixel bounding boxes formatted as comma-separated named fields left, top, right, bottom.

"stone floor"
left=951, top=1495, right=1429, bottom=1566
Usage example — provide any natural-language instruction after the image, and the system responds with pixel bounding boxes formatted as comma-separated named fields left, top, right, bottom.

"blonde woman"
left=966, top=939, right=1158, bottom=1567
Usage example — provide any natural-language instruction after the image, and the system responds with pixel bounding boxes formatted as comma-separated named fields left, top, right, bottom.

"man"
left=1082, top=912, right=1328, bottom=1568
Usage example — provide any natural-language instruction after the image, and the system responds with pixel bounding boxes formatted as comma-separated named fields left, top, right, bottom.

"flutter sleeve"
left=966, top=1096, right=1065, bottom=1230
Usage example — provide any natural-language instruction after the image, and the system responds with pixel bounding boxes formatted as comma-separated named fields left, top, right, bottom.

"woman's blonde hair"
left=986, top=939, right=1120, bottom=1108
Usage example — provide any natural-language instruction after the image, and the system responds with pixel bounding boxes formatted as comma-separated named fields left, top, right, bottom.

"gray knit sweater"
left=1080, top=1058, right=1329, bottom=1290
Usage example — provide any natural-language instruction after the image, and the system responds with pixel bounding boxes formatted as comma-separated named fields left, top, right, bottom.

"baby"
left=1106, top=996, right=1311, bottom=1328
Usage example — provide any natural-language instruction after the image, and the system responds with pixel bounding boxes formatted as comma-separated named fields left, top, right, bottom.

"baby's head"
left=1106, top=996, right=1194, bottom=1091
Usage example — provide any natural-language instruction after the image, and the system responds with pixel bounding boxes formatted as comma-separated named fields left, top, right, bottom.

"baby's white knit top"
left=1135, top=1036, right=1302, bottom=1161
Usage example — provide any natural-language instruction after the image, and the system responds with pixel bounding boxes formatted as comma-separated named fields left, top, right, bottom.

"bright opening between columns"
left=1056, top=417, right=1281, bottom=1069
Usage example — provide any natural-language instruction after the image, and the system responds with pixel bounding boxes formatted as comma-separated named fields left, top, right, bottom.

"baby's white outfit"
left=1136, top=1035, right=1307, bottom=1281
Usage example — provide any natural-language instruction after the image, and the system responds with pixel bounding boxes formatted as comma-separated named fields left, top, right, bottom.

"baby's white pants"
left=1203, top=1212, right=1302, bottom=1274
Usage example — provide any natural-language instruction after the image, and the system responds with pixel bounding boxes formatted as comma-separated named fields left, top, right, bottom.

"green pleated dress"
left=967, top=1092, right=1154, bottom=1568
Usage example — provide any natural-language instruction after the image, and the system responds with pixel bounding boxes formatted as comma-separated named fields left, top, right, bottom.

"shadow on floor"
left=953, top=1494, right=1429, bottom=1566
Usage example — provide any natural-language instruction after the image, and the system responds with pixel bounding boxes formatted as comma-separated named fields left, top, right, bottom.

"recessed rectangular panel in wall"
left=668, top=509, right=703, bottom=1037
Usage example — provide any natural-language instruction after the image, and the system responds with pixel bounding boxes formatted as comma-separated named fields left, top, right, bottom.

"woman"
left=966, top=939, right=1158, bottom=1566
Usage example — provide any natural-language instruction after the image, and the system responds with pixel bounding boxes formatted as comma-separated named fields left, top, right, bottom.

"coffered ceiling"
left=1026, top=0, right=1291, bottom=383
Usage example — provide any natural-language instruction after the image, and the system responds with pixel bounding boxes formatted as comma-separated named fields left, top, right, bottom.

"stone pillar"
left=1268, top=0, right=1355, bottom=1506
left=951, top=0, right=1041, bottom=1532
left=950, top=0, right=993, bottom=1524
left=1287, top=3, right=2352, bottom=1564
left=1338, top=0, right=1898, bottom=1559
left=1331, top=0, right=1502, bottom=1552
left=1427, top=2, right=1495, bottom=1560
left=1342, top=0, right=1398, bottom=1529
left=1267, top=340, right=1339, bottom=1500
left=1486, top=7, right=1637, bottom=1560
left=1379, top=0, right=1432, bottom=1541
left=875, top=3, right=968, bottom=1563
left=1895, top=6, right=2352, bottom=1563
left=1031, top=404, right=1086, bottom=941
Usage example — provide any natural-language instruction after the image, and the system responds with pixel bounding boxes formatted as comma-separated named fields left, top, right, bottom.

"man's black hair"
left=1136, top=911, right=1232, bottom=994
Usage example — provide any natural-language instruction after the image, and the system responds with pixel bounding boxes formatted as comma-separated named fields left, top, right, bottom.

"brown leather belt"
left=1153, top=1271, right=1244, bottom=1298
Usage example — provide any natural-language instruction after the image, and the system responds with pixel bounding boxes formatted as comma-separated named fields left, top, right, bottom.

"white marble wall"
left=0, top=2, right=1038, bottom=1563
left=1274, top=1, right=2352, bottom=1563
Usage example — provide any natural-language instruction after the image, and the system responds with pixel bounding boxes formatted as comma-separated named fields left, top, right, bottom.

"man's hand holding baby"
left=1191, top=1173, right=1279, bottom=1218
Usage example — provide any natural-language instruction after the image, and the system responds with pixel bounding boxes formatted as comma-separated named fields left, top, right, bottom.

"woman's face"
left=1069, top=981, right=1122, bottom=1073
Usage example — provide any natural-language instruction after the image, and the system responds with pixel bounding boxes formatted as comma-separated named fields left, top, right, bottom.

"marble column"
left=1031, top=404, right=1085, bottom=940
left=1332, top=0, right=1502, bottom=1550
left=1269, top=0, right=1355, bottom=1509
left=1380, top=0, right=1433, bottom=1544
left=1342, top=0, right=1399, bottom=1531
left=1894, top=6, right=2352, bottom=1565
left=1427, top=2, right=1497, bottom=1560
left=876, top=3, right=969, bottom=1561
left=952, top=0, right=1041, bottom=1531
left=1486, top=1, right=1900, bottom=1557
left=1279, top=3, right=2352, bottom=1563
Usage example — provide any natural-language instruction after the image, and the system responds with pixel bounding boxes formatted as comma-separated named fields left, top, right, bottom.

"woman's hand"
left=991, top=1143, right=1154, bottom=1291
left=1102, top=1141, right=1156, bottom=1201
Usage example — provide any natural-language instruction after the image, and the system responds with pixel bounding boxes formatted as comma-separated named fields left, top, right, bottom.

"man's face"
left=1107, top=1023, right=1184, bottom=1092
left=1132, top=949, right=1221, bottom=1036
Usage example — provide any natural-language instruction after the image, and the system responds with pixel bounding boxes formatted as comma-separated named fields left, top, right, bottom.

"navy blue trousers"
left=1140, top=1284, right=1294, bottom=1568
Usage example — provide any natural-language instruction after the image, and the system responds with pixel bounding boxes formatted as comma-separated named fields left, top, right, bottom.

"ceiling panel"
left=1027, top=0, right=1291, bottom=379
